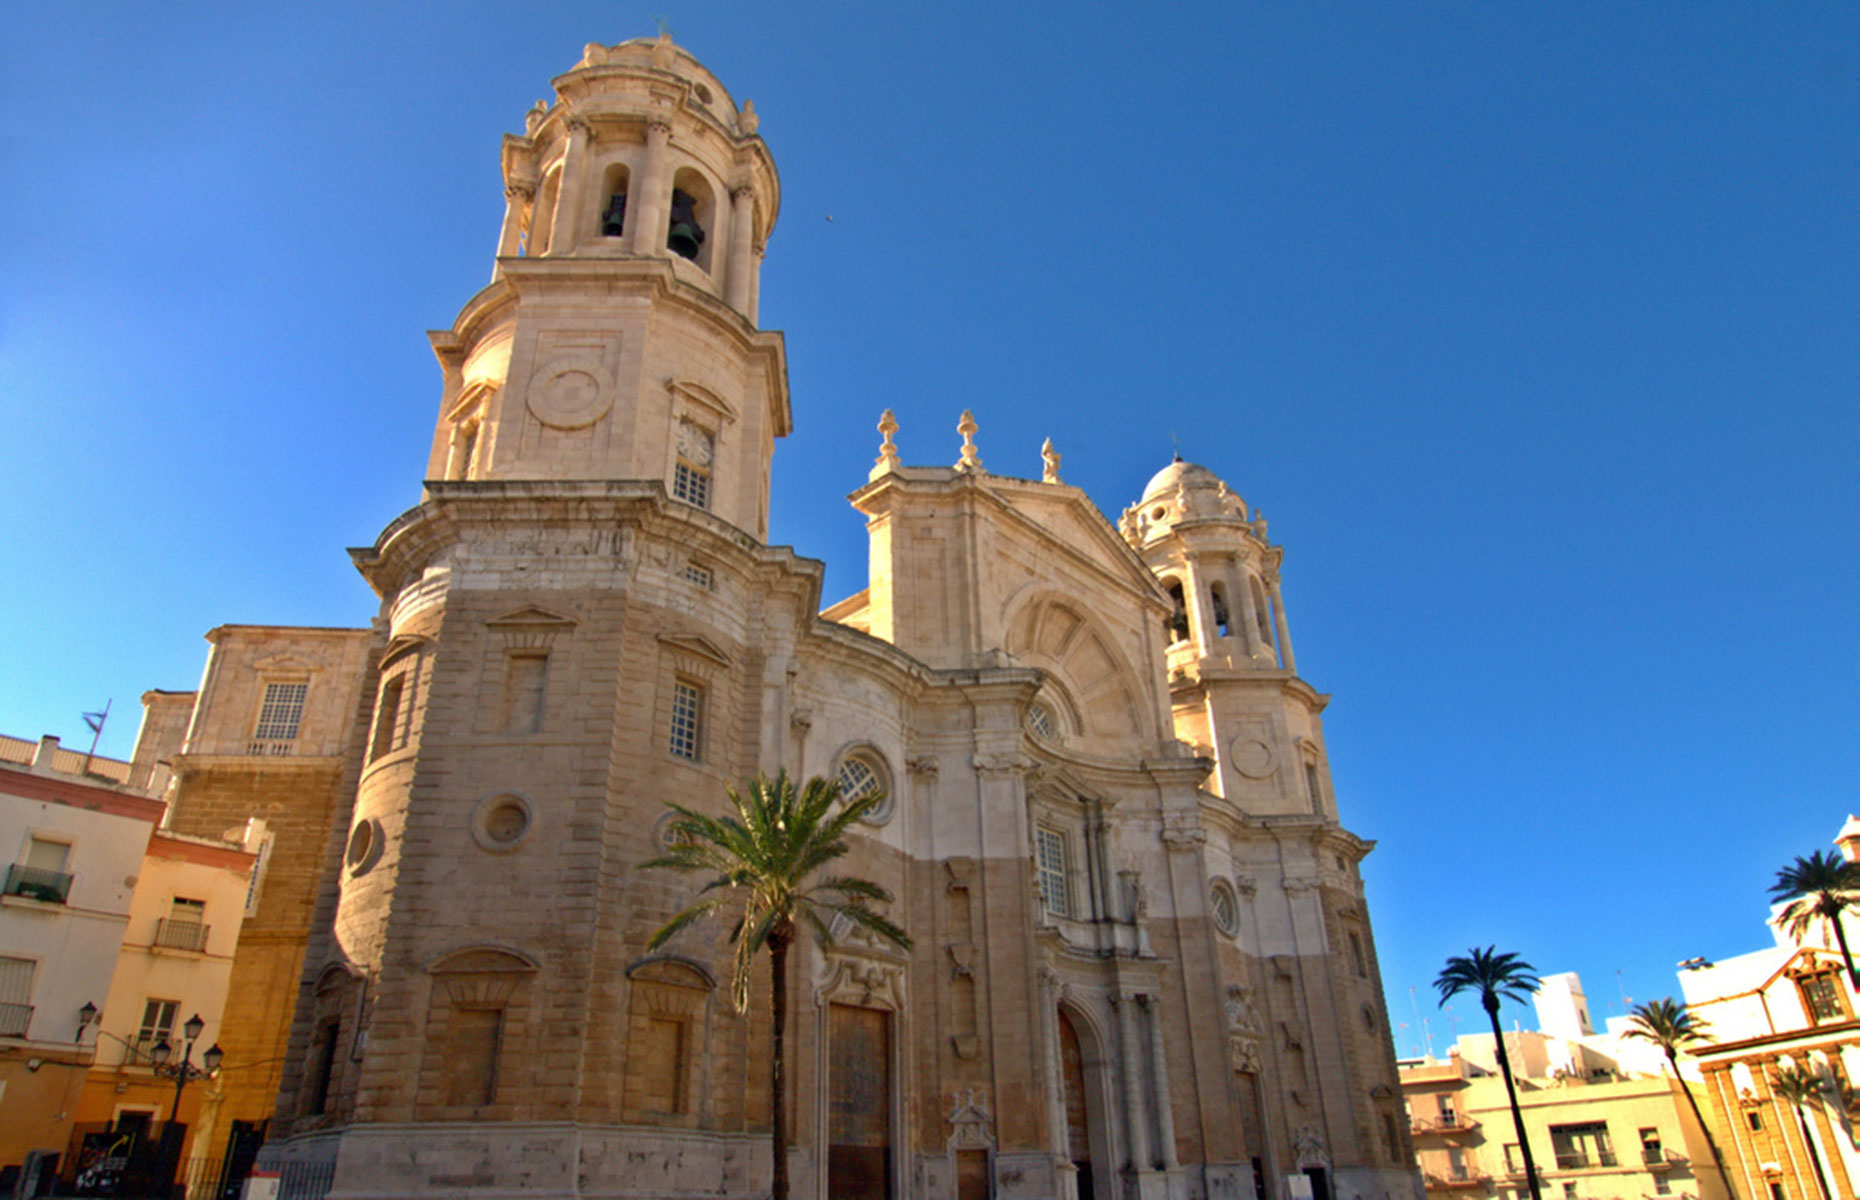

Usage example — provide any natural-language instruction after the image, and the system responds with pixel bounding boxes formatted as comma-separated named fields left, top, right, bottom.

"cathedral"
left=145, top=36, right=1419, bottom=1200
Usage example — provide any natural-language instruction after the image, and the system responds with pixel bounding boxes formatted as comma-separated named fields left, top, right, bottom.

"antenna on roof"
left=80, top=699, right=111, bottom=777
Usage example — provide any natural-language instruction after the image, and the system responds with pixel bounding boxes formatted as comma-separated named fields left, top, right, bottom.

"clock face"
left=677, top=420, right=714, bottom=466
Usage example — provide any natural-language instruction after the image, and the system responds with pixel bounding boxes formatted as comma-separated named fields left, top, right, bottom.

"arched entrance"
left=1058, top=1007, right=1109, bottom=1200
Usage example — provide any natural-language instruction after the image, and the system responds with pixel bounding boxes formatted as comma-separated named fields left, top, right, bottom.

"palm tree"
left=1623, top=998, right=1737, bottom=1200
left=1436, top=947, right=1544, bottom=1200
left=1772, top=1063, right=1834, bottom=1200
left=643, top=770, right=911, bottom=1200
left=1772, top=850, right=1860, bottom=988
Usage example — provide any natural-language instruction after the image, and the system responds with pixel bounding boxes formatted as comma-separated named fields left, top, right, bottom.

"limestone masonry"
left=104, top=36, right=1422, bottom=1200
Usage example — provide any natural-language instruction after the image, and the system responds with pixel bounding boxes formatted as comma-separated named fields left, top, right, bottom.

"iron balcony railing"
left=3, top=862, right=73, bottom=904
left=152, top=918, right=210, bottom=952
left=1554, top=1150, right=1617, bottom=1170
left=0, top=1001, right=32, bottom=1037
left=1424, top=1171, right=1490, bottom=1190
left=1643, top=1150, right=1687, bottom=1169
left=1412, top=1114, right=1480, bottom=1134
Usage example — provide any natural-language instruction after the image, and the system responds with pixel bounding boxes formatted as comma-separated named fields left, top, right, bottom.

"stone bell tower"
left=267, top=37, right=824, bottom=1196
left=1121, top=458, right=1335, bottom=819
left=427, top=34, right=786, bottom=538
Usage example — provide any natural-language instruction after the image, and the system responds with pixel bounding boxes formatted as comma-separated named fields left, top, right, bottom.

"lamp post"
left=149, top=1013, right=223, bottom=1123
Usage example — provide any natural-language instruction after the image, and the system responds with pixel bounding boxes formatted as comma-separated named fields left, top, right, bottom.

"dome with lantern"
left=1121, top=456, right=1254, bottom=546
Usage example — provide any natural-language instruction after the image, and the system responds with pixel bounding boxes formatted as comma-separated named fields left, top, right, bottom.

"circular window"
left=1026, top=702, right=1056, bottom=740
left=836, top=752, right=892, bottom=824
left=1210, top=880, right=1240, bottom=937
left=345, top=819, right=380, bottom=876
left=471, top=792, right=534, bottom=852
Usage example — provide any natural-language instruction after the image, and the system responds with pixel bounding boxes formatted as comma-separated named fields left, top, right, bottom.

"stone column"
left=1185, top=561, right=1218, bottom=655
left=1234, top=568, right=1265, bottom=662
left=1141, top=995, right=1180, bottom=1170
left=725, top=185, right=756, bottom=312
left=494, top=182, right=534, bottom=271
left=1114, top=992, right=1152, bottom=1170
left=548, top=116, right=592, bottom=255
left=1039, top=970, right=1070, bottom=1162
left=1268, top=576, right=1296, bottom=673
left=748, top=242, right=765, bottom=324
left=630, top=120, right=672, bottom=256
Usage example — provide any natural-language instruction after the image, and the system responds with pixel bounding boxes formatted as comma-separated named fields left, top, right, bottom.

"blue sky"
left=2, top=3, right=1853, bottom=1046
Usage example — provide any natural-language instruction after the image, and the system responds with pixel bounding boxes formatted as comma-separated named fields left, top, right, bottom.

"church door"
left=1059, top=1010, right=1095, bottom=1200
left=828, top=1003, right=892, bottom=1200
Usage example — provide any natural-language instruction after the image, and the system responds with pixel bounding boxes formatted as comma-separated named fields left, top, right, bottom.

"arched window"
left=529, top=166, right=561, bottom=256
left=1210, top=879, right=1240, bottom=937
left=835, top=748, right=892, bottom=824
left=1250, top=576, right=1273, bottom=648
left=668, top=168, right=715, bottom=270
left=598, top=163, right=631, bottom=239
left=1210, top=583, right=1231, bottom=638
left=1166, top=581, right=1190, bottom=644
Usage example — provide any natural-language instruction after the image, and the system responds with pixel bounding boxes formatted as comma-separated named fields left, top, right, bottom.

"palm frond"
left=1623, top=998, right=1710, bottom=1052
left=1435, top=946, right=1541, bottom=1008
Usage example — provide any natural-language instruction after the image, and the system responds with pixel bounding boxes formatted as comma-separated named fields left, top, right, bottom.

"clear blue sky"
left=2, top=4, right=1853, bottom=1047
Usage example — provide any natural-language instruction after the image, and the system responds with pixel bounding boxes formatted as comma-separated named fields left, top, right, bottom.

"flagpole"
left=81, top=699, right=111, bottom=776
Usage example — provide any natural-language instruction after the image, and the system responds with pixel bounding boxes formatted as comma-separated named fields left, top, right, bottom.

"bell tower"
left=1123, top=459, right=1335, bottom=818
left=424, top=34, right=786, bottom=539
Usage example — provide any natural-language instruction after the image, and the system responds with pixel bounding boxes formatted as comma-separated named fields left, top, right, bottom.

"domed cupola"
left=1121, top=457, right=1252, bottom=547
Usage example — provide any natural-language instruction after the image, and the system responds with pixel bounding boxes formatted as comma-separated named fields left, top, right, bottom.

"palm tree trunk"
left=1487, top=1001, right=1543, bottom=1200
left=1793, top=1103, right=1832, bottom=1200
left=1830, top=911, right=1859, bottom=990
left=771, top=928, right=791, bottom=1200
left=1665, top=1047, right=1738, bottom=1200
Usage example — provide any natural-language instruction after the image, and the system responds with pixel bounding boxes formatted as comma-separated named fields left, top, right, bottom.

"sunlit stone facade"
left=191, top=36, right=1426, bottom=1200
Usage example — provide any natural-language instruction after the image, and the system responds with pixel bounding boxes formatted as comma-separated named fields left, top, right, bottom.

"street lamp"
left=150, top=1013, right=223, bottom=1122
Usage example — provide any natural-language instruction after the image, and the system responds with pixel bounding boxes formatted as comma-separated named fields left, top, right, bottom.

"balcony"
left=1554, top=1151, right=1618, bottom=1170
left=1643, top=1150, right=1688, bottom=1171
left=3, top=863, right=73, bottom=904
left=1423, top=1172, right=1490, bottom=1191
left=0, top=1001, right=31, bottom=1037
left=1412, top=1114, right=1480, bottom=1135
left=152, top=918, right=210, bottom=952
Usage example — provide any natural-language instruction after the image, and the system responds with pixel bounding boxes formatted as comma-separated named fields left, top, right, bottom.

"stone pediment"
left=992, top=484, right=1167, bottom=605
left=657, top=632, right=733, bottom=669
left=486, top=605, right=577, bottom=629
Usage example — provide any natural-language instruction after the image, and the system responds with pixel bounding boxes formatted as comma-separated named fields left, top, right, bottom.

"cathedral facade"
left=172, top=36, right=1423, bottom=1200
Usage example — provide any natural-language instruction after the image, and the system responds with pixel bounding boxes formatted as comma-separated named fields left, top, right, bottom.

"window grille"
left=837, top=757, right=880, bottom=804
left=133, top=998, right=179, bottom=1062
left=673, top=421, right=714, bottom=509
left=683, top=563, right=713, bottom=588
left=0, top=957, right=34, bottom=1037
left=669, top=681, right=703, bottom=761
left=673, top=461, right=711, bottom=508
left=254, top=682, right=308, bottom=742
left=1799, top=969, right=1846, bottom=1022
left=1211, top=881, right=1239, bottom=936
left=1035, top=828, right=1069, bottom=918
left=1026, top=702, right=1055, bottom=739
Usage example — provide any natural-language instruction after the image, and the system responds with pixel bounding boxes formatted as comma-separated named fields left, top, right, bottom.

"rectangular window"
left=1304, top=759, right=1323, bottom=806
left=683, top=563, right=713, bottom=589
left=370, top=675, right=405, bottom=761
left=254, top=681, right=308, bottom=742
left=1550, top=1122, right=1615, bottom=1169
left=155, top=896, right=209, bottom=951
left=669, top=680, right=703, bottom=761
left=1035, top=827, right=1070, bottom=918
left=503, top=653, right=549, bottom=735
left=1503, top=1144, right=1523, bottom=1173
left=637, top=1016, right=688, bottom=1114
left=1562, top=1185, right=1577, bottom=1200
left=0, top=956, right=34, bottom=1037
left=1654, top=1176, right=1671, bottom=1196
left=673, top=460, right=711, bottom=508
left=1799, top=970, right=1847, bottom=1023
left=1639, top=1128, right=1662, bottom=1165
left=6, top=837, right=74, bottom=903
left=1768, top=1186, right=1784, bottom=1200
left=444, top=1009, right=503, bottom=1107
left=134, top=998, right=179, bottom=1061
left=1747, top=1110, right=1763, bottom=1131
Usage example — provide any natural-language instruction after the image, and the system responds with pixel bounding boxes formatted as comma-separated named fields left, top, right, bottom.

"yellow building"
left=1400, top=975, right=1731, bottom=1200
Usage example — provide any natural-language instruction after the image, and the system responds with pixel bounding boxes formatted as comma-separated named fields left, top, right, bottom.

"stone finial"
left=875, top=409, right=900, bottom=472
left=739, top=99, right=759, bottom=135
left=651, top=32, right=676, bottom=69
left=525, top=101, right=547, bottom=136
left=1040, top=437, right=1061, bottom=484
left=580, top=43, right=610, bottom=69
left=955, top=410, right=982, bottom=473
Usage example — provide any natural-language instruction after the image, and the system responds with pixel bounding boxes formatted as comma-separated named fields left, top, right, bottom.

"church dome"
left=1122, top=457, right=1250, bottom=546
left=1139, top=458, right=1223, bottom=504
